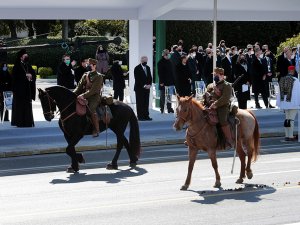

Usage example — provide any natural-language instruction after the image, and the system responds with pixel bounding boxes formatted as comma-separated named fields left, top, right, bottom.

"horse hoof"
left=180, top=185, right=188, bottom=191
left=106, top=163, right=118, bottom=170
left=129, top=162, right=137, bottom=168
left=236, top=178, right=244, bottom=184
left=246, top=171, right=253, bottom=179
left=214, top=181, right=221, bottom=188
left=66, top=166, right=79, bottom=173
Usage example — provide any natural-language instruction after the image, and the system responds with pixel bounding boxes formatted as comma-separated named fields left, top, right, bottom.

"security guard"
left=74, top=58, right=103, bottom=137
left=209, top=67, right=234, bottom=147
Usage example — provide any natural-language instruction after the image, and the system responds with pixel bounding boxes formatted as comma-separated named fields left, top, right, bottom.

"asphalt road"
left=1, top=137, right=300, bottom=225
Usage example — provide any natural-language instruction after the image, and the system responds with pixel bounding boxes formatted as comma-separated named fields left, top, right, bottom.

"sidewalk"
left=0, top=79, right=292, bottom=158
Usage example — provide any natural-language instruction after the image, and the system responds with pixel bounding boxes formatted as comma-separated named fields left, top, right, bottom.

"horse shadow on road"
left=50, top=166, right=147, bottom=185
left=188, top=183, right=276, bottom=204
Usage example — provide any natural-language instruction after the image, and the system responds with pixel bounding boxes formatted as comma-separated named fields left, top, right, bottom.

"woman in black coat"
left=176, top=55, right=192, bottom=97
left=234, top=54, right=251, bottom=109
left=57, top=55, right=75, bottom=89
left=11, top=49, right=36, bottom=127
left=111, top=60, right=125, bottom=101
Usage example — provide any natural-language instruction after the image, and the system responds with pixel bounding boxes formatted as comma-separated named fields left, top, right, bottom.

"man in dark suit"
left=221, top=48, right=234, bottom=83
left=134, top=56, right=153, bottom=121
left=276, top=47, right=290, bottom=81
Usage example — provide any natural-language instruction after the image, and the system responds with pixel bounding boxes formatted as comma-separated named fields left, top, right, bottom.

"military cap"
left=213, top=67, right=224, bottom=75
left=88, top=58, right=97, bottom=65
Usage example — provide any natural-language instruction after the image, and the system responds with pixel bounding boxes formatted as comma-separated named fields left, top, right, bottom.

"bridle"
left=42, top=90, right=76, bottom=122
left=42, top=91, right=56, bottom=119
left=176, top=101, right=193, bottom=124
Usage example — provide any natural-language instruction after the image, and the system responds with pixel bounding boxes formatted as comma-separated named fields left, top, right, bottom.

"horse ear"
left=176, top=95, right=181, bottom=102
left=37, top=88, right=41, bottom=94
left=187, top=95, right=194, bottom=101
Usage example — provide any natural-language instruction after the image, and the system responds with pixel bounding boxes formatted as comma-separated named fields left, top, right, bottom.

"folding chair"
left=195, top=80, right=206, bottom=101
left=1, top=91, right=13, bottom=123
left=164, top=85, right=177, bottom=114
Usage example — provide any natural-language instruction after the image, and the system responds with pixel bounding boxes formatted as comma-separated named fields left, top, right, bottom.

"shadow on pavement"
left=189, top=183, right=276, bottom=204
left=50, top=166, right=147, bottom=185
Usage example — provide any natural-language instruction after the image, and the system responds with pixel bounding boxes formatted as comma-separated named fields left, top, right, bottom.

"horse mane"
left=46, top=85, right=77, bottom=101
left=191, top=98, right=205, bottom=111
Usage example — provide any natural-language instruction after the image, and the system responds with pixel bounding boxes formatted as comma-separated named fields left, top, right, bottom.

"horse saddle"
left=76, top=98, right=88, bottom=116
left=96, top=105, right=113, bottom=124
left=204, top=104, right=239, bottom=126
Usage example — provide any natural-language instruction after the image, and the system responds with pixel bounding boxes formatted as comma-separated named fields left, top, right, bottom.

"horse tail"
left=129, top=111, right=142, bottom=158
left=247, top=110, right=260, bottom=162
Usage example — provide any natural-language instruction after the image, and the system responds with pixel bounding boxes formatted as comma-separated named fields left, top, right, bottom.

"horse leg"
left=208, top=150, right=221, bottom=188
left=246, top=141, right=254, bottom=180
left=65, top=135, right=85, bottom=173
left=181, top=147, right=198, bottom=191
left=123, top=135, right=138, bottom=167
left=66, top=145, right=79, bottom=173
left=236, top=141, right=246, bottom=184
left=106, top=134, right=124, bottom=170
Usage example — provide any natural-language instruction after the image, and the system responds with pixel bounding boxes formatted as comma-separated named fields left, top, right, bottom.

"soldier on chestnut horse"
left=174, top=68, right=260, bottom=190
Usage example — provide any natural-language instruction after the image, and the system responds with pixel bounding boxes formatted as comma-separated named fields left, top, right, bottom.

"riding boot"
left=221, top=124, right=234, bottom=149
left=91, top=113, right=99, bottom=137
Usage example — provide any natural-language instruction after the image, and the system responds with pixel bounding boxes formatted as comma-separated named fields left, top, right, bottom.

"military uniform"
left=74, top=68, right=103, bottom=137
left=74, top=71, right=103, bottom=113
left=212, top=79, right=232, bottom=125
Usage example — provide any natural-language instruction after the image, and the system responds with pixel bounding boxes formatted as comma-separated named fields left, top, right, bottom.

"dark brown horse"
left=38, top=86, right=141, bottom=173
left=173, top=96, right=260, bottom=190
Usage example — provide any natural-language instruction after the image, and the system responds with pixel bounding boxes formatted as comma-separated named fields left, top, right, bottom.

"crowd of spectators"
left=162, top=39, right=299, bottom=109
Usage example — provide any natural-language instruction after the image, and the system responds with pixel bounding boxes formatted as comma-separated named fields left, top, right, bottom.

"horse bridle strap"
left=43, top=91, right=56, bottom=117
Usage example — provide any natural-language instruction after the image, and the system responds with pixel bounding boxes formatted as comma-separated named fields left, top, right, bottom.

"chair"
left=164, top=85, right=177, bottom=114
left=1, top=91, right=13, bottom=123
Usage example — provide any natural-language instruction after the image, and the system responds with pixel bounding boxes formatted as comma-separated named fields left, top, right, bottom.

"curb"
left=0, top=132, right=284, bottom=158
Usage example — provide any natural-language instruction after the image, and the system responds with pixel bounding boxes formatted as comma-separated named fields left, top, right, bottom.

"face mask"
left=86, top=65, right=91, bottom=71
left=142, top=62, right=147, bottom=66
left=65, top=59, right=71, bottom=66
left=167, top=54, right=171, bottom=59
left=192, top=53, right=196, bottom=58
left=23, top=56, right=29, bottom=63
left=3, top=66, right=7, bottom=71
left=229, top=52, right=233, bottom=57
left=214, top=76, right=220, bottom=83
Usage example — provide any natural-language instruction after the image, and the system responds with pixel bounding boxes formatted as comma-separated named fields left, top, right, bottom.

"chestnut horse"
left=173, top=96, right=260, bottom=190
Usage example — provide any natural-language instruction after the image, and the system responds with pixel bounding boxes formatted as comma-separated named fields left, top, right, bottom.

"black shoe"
left=144, top=117, right=152, bottom=121
left=168, top=108, right=174, bottom=113
left=160, top=109, right=164, bottom=114
left=138, top=118, right=146, bottom=121
left=255, top=104, right=262, bottom=109
left=268, top=104, right=275, bottom=108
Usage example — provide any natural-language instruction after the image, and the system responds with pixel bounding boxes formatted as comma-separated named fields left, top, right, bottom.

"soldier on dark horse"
left=74, top=58, right=103, bottom=137
left=38, top=58, right=141, bottom=173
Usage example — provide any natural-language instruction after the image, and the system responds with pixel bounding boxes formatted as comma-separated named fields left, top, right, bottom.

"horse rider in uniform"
left=209, top=67, right=234, bottom=148
left=74, top=58, right=103, bottom=137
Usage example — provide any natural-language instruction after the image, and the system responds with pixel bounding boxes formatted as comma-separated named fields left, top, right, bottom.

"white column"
left=129, top=20, right=153, bottom=106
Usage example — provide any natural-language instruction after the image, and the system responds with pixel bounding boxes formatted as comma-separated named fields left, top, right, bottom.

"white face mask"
left=3, top=66, right=7, bottom=71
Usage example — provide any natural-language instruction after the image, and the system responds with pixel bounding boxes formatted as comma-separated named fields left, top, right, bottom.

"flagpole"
left=213, top=0, right=217, bottom=70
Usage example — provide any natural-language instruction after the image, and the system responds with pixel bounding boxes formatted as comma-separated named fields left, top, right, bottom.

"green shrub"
left=5, top=36, right=128, bottom=74
left=6, top=64, right=37, bottom=75
left=38, top=67, right=53, bottom=78
left=276, top=33, right=300, bottom=57
left=7, top=64, right=14, bottom=74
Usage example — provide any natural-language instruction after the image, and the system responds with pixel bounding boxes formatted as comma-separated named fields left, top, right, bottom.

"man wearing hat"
left=209, top=67, right=234, bottom=148
left=277, top=65, right=300, bottom=141
left=74, top=58, right=103, bottom=137
left=11, top=48, right=36, bottom=127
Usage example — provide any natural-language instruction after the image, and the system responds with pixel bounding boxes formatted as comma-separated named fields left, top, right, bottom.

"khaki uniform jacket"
left=74, top=71, right=103, bottom=112
left=212, top=80, right=232, bottom=125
